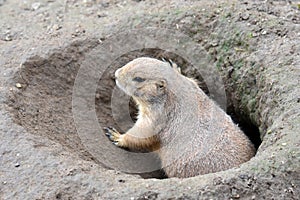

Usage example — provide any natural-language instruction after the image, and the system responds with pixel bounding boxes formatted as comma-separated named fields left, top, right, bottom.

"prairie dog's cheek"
left=141, top=84, right=154, bottom=96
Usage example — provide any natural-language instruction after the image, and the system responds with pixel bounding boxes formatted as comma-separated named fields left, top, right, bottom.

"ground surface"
left=0, top=0, right=300, bottom=199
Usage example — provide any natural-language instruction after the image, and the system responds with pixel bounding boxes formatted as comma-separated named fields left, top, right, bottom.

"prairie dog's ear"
left=156, top=80, right=166, bottom=90
left=162, top=58, right=181, bottom=74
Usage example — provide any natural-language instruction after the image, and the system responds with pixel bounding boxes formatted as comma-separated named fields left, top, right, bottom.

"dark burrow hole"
left=6, top=43, right=261, bottom=179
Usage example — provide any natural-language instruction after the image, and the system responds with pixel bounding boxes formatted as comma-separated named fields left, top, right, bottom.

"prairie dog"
left=104, top=57, right=255, bottom=178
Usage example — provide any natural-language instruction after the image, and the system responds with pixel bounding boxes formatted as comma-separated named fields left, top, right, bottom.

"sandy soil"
left=0, top=0, right=299, bottom=199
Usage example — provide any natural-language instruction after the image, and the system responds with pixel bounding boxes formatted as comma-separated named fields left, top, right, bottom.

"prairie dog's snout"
left=114, top=67, right=126, bottom=92
left=115, top=68, right=122, bottom=79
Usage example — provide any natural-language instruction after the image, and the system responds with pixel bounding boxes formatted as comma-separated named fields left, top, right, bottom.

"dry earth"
left=0, top=0, right=299, bottom=199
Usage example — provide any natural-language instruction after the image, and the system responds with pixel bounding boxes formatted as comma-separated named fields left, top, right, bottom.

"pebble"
left=97, top=13, right=108, bottom=18
left=67, top=168, right=76, bottom=176
left=14, top=162, right=20, bottom=167
left=261, top=30, right=267, bottom=35
left=240, top=13, right=250, bottom=20
left=31, top=2, right=41, bottom=11
left=15, top=83, right=22, bottom=88
left=4, top=35, right=12, bottom=41
left=252, top=32, right=259, bottom=37
left=53, top=24, right=61, bottom=31
left=211, top=41, right=219, bottom=47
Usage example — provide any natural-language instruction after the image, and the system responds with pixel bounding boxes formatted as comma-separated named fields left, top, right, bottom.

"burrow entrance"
left=6, top=40, right=261, bottom=179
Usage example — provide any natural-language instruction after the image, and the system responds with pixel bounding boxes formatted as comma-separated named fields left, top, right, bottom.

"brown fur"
left=105, top=57, right=255, bottom=178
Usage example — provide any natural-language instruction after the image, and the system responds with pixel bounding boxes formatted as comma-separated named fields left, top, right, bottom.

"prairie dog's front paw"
left=104, top=127, right=124, bottom=147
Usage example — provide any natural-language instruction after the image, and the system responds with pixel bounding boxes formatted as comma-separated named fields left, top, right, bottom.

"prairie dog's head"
left=115, top=57, right=178, bottom=104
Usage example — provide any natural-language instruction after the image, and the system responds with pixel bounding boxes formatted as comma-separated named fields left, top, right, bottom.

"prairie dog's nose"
left=115, top=68, right=122, bottom=79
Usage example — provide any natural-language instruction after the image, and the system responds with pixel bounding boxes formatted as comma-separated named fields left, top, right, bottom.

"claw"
left=103, top=126, right=125, bottom=148
left=104, top=127, right=112, bottom=136
left=110, top=127, right=118, bottom=132
left=103, top=126, right=122, bottom=145
left=113, top=141, right=119, bottom=146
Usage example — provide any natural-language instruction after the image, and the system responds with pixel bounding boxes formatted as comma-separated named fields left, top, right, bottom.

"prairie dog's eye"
left=132, top=77, right=145, bottom=83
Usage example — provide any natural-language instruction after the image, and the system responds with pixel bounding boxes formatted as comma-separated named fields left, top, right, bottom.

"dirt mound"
left=0, top=0, right=299, bottom=199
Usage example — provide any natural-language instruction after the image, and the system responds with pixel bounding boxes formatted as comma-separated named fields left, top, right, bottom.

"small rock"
left=16, top=83, right=23, bottom=88
left=15, top=83, right=22, bottom=88
left=14, top=162, right=20, bottom=167
left=211, top=41, right=219, bottom=47
left=213, top=177, right=223, bottom=185
left=239, top=174, right=250, bottom=179
left=261, top=30, right=267, bottom=35
left=252, top=32, right=259, bottom=37
left=31, top=2, right=41, bottom=11
left=118, top=179, right=125, bottom=183
left=97, top=13, right=108, bottom=18
left=53, top=24, right=61, bottom=31
left=240, top=13, right=250, bottom=20
left=95, top=93, right=101, bottom=99
left=67, top=168, right=76, bottom=176
left=281, top=142, right=287, bottom=146
left=4, top=35, right=12, bottom=41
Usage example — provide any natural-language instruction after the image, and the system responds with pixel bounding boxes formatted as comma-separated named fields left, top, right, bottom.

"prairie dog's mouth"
left=115, top=79, right=131, bottom=96
left=115, top=79, right=123, bottom=90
